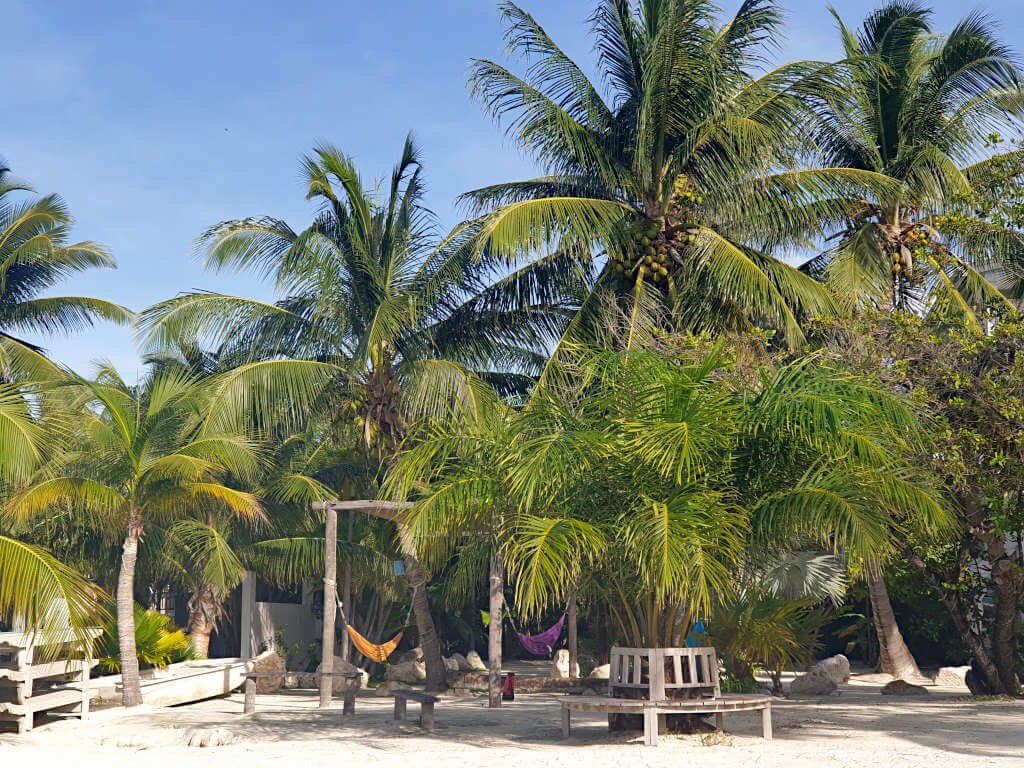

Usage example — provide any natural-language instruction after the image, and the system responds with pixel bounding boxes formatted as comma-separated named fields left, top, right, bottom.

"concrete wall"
left=240, top=572, right=321, bottom=662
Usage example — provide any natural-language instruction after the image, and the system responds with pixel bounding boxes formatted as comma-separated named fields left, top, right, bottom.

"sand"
left=2, top=672, right=1022, bottom=767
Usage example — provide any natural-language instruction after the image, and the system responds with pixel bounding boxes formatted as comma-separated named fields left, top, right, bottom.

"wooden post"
left=341, top=510, right=354, bottom=663
left=487, top=547, right=504, bottom=708
left=244, top=676, right=256, bottom=714
left=421, top=701, right=435, bottom=731
left=394, top=696, right=407, bottom=721
left=567, top=593, right=578, bottom=679
left=762, top=702, right=773, bottom=739
left=319, top=505, right=337, bottom=708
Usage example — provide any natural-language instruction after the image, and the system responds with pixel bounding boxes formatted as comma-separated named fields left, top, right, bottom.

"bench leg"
left=342, top=690, right=356, bottom=716
left=643, top=709, right=658, bottom=746
left=762, top=704, right=772, bottom=740
left=394, top=697, right=407, bottom=721
left=715, top=712, right=724, bottom=732
left=244, top=677, right=256, bottom=715
left=18, top=714, right=31, bottom=735
left=420, top=702, right=435, bottom=731
left=561, top=706, right=570, bottom=739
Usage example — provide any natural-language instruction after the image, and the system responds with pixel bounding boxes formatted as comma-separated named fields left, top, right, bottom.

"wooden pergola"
left=312, top=500, right=412, bottom=708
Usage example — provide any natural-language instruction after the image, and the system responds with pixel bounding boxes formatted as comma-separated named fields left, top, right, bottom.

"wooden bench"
left=561, top=693, right=772, bottom=745
left=243, top=671, right=362, bottom=715
left=392, top=689, right=439, bottom=731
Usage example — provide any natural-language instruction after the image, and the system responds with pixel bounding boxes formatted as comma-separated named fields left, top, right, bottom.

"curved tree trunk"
left=399, top=531, right=446, bottom=692
left=117, top=510, right=144, bottom=707
left=187, top=582, right=218, bottom=659
left=866, top=569, right=925, bottom=681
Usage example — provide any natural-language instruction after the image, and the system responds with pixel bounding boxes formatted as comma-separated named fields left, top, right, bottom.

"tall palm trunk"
left=866, top=569, right=924, bottom=681
left=399, top=532, right=446, bottom=692
left=117, top=510, right=144, bottom=707
left=186, top=581, right=218, bottom=659
left=487, top=548, right=503, bottom=707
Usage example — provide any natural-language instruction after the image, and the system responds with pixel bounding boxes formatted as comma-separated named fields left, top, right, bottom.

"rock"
left=589, top=663, right=611, bottom=680
left=251, top=649, right=286, bottom=693
left=393, top=646, right=423, bottom=664
left=933, top=665, right=970, bottom=688
left=386, top=660, right=427, bottom=683
left=315, top=658, right=369, bottom=693
left=443, top=656, right=460, bottom=673
left=810, top=654, right=851, bottom=685
left=447, top=671, right=488, bottom=692
left=550, top=649, right=580, bottom=678
left=185, top=728, right=235, bottom=747
left=789, top=667, right=837, bottom=696
left=451, top=652, right=471, bottom=671
left=465, top=650, right=487, bottom=670
left=881, top=679, right=929, bottom=696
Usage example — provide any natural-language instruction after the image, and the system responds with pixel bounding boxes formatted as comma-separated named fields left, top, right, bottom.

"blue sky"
left=1, top=0, right=1016, bottom=377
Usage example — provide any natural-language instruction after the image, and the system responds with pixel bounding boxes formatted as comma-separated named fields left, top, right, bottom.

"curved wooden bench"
left=561, top=693, right=772, bottom=746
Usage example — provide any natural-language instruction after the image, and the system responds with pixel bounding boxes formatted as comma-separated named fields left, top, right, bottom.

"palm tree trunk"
left=117, top=510, right=144, bottom=707
left=866, top=569, right=925, bottom=681
left=487, top=548, right=503, bottom=707
left=186, top=582, right=218, bottom=659
left=399, top=531, right=446, bottom=692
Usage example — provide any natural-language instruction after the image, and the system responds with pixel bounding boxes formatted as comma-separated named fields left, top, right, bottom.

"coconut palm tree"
left=138, top=137, right=536, bottom=691
left=803, top=2, right=1024, bottom=329
left=452, top=0, right=899, bottom=354
left=5, top=365, right=264, bottom=705
left=0, top=162, right=131, bottom=378
left=801, top=2, right=1024, bottom=679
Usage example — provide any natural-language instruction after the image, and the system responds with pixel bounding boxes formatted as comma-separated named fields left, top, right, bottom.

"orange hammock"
left=346, top=625, right=404, bottom=663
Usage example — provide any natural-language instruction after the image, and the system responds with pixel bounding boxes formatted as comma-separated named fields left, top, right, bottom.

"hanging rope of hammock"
left=336, top=587, right=415, bottom=663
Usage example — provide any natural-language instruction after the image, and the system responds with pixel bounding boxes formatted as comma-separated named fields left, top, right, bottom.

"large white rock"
left=550, top=649, right=580, bottom=678
left=790, top=667, right=837, bottom=696
left=933, top=665, right=970, bottom=688
left=813, top=654, right=851, bottom=685
left=315, top=658, right=369, bottom=693
left=386, top=660, right=427, bottom=683
left=589, top=663, right=611, bottom=680
left=451, top=652, right=471, bottom=671
left=252, top=649, right=286, bottom=693
left=465, top=650, right=487, bottom=670
left=443, top=656, right=460, bottom=673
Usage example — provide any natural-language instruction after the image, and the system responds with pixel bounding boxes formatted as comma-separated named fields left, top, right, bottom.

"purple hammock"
left=516, top=614, right=565, bottom=656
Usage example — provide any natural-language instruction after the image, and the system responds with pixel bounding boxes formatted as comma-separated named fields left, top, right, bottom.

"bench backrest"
left=609, top=646, right=720, bottom=700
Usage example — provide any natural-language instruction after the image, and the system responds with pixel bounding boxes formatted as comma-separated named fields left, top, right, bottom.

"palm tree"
left=453, top=0, right=900, bottom=354
left=6, top=366, right=264, bottom=705
left=138, top=138, right=539, bottom=690
left=390, top=338, right=950, bottom=660
left=0, top=162, right=131, bottom=378
left=803, top=2, right=1024, bottom=329
left=0, top=380, right=107, bottom=651
left=802, top=2, right=1024, bottom=679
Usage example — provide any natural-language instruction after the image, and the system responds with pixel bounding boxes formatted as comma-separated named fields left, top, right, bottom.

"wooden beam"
left=312, top=500, right=413, bottom=522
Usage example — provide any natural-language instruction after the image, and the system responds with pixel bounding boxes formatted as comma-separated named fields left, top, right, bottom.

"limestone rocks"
left=789, top=667, right=837, bottom=696
left=393, top=646, right=423, bottom=665
left=881, top=679, right=929, bottom=696
left=818, top=654, right=851, bottom=685
left=550, top=649, right=580, bottom=678
left=589, top=663, right=611, bottom=680
left=450, top=652, right=471, bottom=671
left=443, top=656, right=460, bottom=673
left=933, top=666, right=970, bottom=688
left=465, top=650, right=487, bottom=670
left=386, top=660, right=427, bottom=683
left=252, top=649, right=286, bottom=693
left=315, top=658, right=369, bottom=693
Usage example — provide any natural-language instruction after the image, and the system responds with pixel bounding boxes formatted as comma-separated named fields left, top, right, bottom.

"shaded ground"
left=1, top=671, right=1021, bottom=767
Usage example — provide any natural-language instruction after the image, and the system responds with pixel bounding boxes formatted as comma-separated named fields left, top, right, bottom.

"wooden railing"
left=609, top=646, right=720, bottom=701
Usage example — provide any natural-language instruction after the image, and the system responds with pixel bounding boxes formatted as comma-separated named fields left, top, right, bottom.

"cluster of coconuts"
left=892, top=226, right=931, bottom=279
left=607, top=177, right=706, bottom=292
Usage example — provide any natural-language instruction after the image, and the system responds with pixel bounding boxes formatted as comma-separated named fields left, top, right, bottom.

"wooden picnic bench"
left=243, top=671, right=363, bottom=715
left=559, top=646, right=772, bottom=746
left=391, top=689, right=440, bottom=731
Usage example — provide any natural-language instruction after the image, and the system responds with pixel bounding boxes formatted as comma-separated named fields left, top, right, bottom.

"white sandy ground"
left=2, top=672, right=1022, bottom=768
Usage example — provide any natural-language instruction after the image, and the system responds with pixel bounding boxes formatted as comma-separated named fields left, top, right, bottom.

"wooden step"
left=0, top=687, right=90, bottom=717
